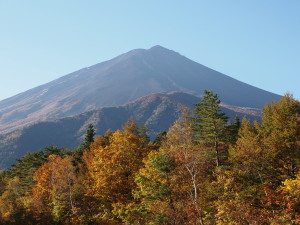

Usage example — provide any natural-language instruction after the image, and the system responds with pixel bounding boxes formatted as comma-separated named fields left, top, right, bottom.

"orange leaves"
left=30, top=155, right=77, bottom=222
left=0, top=177, right=23, bottom=223
left=84, top=121, right=149, bottom=209
left=78, top=120, right=152, bottom=223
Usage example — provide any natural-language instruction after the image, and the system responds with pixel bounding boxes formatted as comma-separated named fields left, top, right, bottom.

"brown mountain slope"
left=0, top=91, right=260, bottom=169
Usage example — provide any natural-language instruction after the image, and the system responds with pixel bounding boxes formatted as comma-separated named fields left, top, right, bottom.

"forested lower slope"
left=0, top=92, right=260, bottom=169
left=0, top=91, right=299, bottom=224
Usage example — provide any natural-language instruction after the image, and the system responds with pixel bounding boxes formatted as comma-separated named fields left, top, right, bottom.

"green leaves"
left=193, top=90, right=229, bottom=166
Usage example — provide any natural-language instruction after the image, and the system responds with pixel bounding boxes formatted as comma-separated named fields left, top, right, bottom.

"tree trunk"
left=215, top=140, right=219, bottom=167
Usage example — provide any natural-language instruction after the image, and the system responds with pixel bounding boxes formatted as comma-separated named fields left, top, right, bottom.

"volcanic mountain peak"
left=0, top=46, right=280, bottom=134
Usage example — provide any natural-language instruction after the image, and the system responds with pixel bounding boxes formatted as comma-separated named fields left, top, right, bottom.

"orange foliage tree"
left=29, top=155, right=77, bottom=223
left=83, top=119, right=149, bottom=222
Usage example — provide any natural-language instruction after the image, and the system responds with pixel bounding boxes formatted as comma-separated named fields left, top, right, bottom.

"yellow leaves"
left=84, top=123, right=148, bottom=205
left=230, top=94, right=300, bottom=185
left=283, top=173, right=300, bottom=196
left=216, top=171, right=235, bottom=192
left=0, top=177, right=25, bottom=223
left=80, top=120, right=152, bottom=222
left=0, top=190, right=14, bottom=221
left=229, top=118, right=266, bottom=176
left=29, top=154, right=78, bottom=222
left=261, top=94, right=300, bottom=180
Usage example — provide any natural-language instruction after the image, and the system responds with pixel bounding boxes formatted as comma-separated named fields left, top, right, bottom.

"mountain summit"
left=0, top=46, right=280, bottom=133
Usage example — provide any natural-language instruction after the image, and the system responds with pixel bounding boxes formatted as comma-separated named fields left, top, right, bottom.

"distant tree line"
left=0, top=90, right=300, bottom=224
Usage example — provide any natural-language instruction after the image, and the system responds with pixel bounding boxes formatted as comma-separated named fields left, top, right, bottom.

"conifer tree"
left=84, top=123, right=96, bottom=150
left=7, top=151, right=46, bottom=196
left=193, top=90, right=228, bottom=166
left=75, top=124, right=96, bottom=158
left=138, top=122, right=150, bottom=145
left=154, top=131, right=167, bottom=146
left=226, top=115, right=241, bottom=145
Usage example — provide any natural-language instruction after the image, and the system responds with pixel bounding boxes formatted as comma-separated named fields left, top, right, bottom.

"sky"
left=0, top=1, right=299, bottom=101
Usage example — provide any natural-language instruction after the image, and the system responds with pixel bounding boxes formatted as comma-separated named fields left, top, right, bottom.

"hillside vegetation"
left=0, top=92, right=260, bottom=170
left=0, top=91, right=299, bottom=224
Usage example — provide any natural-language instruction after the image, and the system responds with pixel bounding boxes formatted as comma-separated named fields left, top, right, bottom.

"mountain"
left=0, top=45, right=280, bottom=134
left=0, top=91, right=261, bottom=169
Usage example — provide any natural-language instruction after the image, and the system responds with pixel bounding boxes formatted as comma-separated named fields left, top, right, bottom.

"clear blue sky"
left=1, top=1, right=299, bottom=101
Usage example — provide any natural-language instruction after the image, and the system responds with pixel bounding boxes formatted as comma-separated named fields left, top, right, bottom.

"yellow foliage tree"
left=0, top=177, right=25, bottom=223
left=30, top=155, right=77, bottom=223
left=84, top=119, right=149, bottom=222
left=262, top=93, right=300, bottom=180
left=166, top=109, right=213, bottom=224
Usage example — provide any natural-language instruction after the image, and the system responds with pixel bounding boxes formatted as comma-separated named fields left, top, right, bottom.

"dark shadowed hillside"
left=0, top=46, right=279, bottom=134
left=0, top=92, right=261, bottom=169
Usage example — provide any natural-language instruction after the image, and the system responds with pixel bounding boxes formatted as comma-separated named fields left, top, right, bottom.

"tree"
left=0, top=177, right=26, bottom=223
left=227, top=94, right=300, bottom=222
left=229, top=118, right=269, bottom=183
left=226, top=115, right=241, bottom=145
left=30, top=155, right=78, bottom=223
left=114, top=149, right=177, bottom=225
left=167, top=109, right=213, bottom=224
left=212, top=168, right=269, bottom=225
left=84, top=119, right=149, bottom=223
left=84, top=123, right=96, bottom=150
left=118, top=109, right=214, bottom=225
left=228, top=118, right=273, bottom=214
left=0, top=170, right=7, bottom=196
left=74, top=124, right=96, bottom=167
left=138, top=122, right=150, bottom=145
left=7, top=151, right=46, bottom=196
left=193, top=90, right=228, bottom=167
left=276, top=172, right=300, bottom=224
left=44, top=145, right=71, bottom=158
left=0, top=146, right=74, bottom=224
left=261, top=93, right=300, bottom=181
left=154, top=131, right=167, bottom=146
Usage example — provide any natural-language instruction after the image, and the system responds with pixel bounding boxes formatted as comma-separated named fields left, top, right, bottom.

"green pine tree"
left=74, top=124, right=96, bottom=164
left=227, top=115, right=241, bottom=145
left=84, top=123, right=96, bottom=149
left=193, top=90, right=228, bottom=167
left=154, top=131, right=167, bottom=146
left=138, top=122, right=150, bottom=145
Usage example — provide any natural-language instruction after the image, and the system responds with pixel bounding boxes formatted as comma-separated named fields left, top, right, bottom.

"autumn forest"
left=0, top=90, right=300, bottom=225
